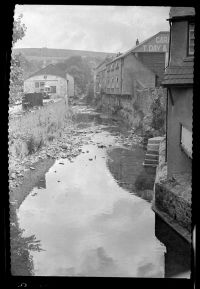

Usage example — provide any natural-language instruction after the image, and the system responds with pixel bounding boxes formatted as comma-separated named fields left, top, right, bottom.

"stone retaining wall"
left=153, top=137, right=192, bottom=243
left=96, top=87, right=166, bottom=133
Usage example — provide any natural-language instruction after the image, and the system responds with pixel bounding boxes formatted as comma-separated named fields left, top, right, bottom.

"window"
left=111, top=78, right=115, bottom=89
left=40, top=82, right=45, bottom=87
left=188, top=23, right=194, bottom=56
left=180, top=124, right=192, bottom=158
left=107, top=78, right=110, bottom=88
left=35, top=82, right=39, bottom=88
left=50, top=86, right=56, bottom=93
left=116, top=77, right=119, bottom=88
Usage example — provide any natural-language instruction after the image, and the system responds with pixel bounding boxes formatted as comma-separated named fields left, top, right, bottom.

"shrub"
left=26, top=135, right=35, bottom=154
left=47, top=134, right=55, bottom=142
left=9, top=99, right=71, bottom=160
left=150, top=97, right=165, bottom=131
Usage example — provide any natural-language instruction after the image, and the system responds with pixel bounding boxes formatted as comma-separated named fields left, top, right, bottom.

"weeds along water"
left=9, top=99, right=73, bottom=159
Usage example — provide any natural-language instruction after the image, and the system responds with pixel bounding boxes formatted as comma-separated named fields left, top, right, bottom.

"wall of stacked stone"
left=154, top=137, right=191, bottom=233
left=135, top=87, right=166, bottom=114
left=96, top=87, right=166, bottom=131
left=155, top=183, right=191, bottom=232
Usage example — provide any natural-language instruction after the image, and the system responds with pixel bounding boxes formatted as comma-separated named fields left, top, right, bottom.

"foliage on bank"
left=95, top=87, right=166, bottom=141
left=9, top=14, right=27, bottom=105
left=9, top=100, right=72, bottom=163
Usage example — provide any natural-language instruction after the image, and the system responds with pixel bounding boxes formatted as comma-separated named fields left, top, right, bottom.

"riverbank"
left=94, top=87, right=166, bottom=142
left=9, top=99, right=70, bottom=186
left=152, top=137, right=192, bottom=243
left=9, top=102, right=146, bottom=276
left=10, top=104, right=146, bottom=203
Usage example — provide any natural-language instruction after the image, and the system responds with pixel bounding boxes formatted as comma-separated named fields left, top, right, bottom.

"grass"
left=9, top=99, right=73, bottom=161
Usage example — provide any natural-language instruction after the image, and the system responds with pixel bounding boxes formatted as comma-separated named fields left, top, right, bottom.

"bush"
left=150, top=97, right=165, bottom=131
left=26, top=135, right=35, bottom=154
left=9, top=99, right=71, bottom=160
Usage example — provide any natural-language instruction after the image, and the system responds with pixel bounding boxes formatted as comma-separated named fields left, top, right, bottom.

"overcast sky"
left=14, top=5, right=170, bottom=53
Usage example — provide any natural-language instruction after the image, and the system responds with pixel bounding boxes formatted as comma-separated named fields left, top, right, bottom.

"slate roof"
left=162, top=65, right=194, bottom=86
left=26, top=64, right=67, bottom=80
left=105, top=31, right=169, bottom=65
left=95, top=57, right=113, bottom=71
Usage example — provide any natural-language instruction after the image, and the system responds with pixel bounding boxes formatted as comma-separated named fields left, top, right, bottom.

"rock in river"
left=61, top=144, right=68, bottom=150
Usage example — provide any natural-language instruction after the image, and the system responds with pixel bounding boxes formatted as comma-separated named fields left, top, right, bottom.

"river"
left=14, top=103, right=191, bottom=278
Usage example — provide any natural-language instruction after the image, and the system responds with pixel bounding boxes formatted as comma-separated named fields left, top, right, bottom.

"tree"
left=12, top=14, right=26, bottom=45
left=9, top=14, right=27, bottom=105
left=150, top=95, right=165, bottom=131
left=63, top=56, right=92, bottom=94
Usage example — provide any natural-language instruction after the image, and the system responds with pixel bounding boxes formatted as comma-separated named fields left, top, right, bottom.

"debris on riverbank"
left=9, top=103, right=191, bottom=278
left=9, top=105, right=146, bottom=195
left=9, top=103, right=147, bottom=207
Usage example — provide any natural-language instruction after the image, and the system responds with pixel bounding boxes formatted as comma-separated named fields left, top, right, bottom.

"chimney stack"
left=136, top=38, right=139, bottom=46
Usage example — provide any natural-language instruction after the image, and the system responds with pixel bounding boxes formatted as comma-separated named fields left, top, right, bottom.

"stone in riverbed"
left=61, top=154, right=67, bottom=158
left=61, top=144, right=68, bottom=150
left=98, top=145, right=106, bottom=148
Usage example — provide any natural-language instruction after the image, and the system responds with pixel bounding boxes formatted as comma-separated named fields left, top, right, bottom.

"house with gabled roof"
left=94, top=31, right=169, bottom=99
left=94, top=56, right=115, bottom=95
left=24, top=64, right=74, bottom=99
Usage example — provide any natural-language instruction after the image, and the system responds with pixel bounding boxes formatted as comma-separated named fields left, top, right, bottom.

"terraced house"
left=95, top=31, right=169, bottom=100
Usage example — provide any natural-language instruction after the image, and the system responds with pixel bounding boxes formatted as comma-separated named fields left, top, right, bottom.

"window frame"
left=187, top=22, right=195, bottom=56
left=50, top=86, right=56, bottom=93
left=39, top=81, right=45, bottom=88
left=180, top=123, right=192, bottom=159
left=35, top=82, right=39, bottom=88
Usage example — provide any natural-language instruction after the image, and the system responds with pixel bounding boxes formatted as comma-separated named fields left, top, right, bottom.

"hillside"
left=13, top=47, right=116, bottom=80
left=13, top=47, right=115, bottom=61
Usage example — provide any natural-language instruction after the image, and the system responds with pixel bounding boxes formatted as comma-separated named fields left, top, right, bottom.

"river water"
left=16, top=104, right=191, bottom=278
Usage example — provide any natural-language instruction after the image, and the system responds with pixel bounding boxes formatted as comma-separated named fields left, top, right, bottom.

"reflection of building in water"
left=36, top=177, right=46, bottom=189
left=107, top=147, right=156, bottom=201
left=155, top=214, right=191, bottom=278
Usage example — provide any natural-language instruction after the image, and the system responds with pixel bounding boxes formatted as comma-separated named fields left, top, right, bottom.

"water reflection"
left=15, top=105, right=190, bottom=277
left=10, top=203, right=44, bottom=276
left=107, top=147, right=156, bottom=202
left=17, top=139, right=165, bottom=276
left=36, top=176, right=46, bottom=189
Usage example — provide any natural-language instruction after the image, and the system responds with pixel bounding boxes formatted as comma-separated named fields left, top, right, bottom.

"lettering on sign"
left=143, top=44, right=168, bottom=52
left=156, top=36, right=169, bottom=43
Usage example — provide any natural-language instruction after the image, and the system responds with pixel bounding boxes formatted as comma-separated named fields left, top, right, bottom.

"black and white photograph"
left=7, top=4, right=194, bottom=282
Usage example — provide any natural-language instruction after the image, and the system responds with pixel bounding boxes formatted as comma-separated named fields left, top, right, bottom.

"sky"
left=14, top=5, right=170, bottom=54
